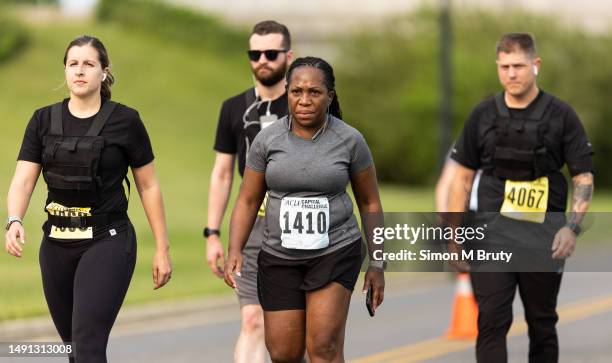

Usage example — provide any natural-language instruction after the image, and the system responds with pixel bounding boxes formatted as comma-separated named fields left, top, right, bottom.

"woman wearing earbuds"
left=4, top=35, right=172, bottom=362
left=225, top=56, right=385, bottom=363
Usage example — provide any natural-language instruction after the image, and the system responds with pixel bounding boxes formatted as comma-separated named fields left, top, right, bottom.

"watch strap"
left=5, top=216, right=22, bottom=231
left=204, top=227, right=220, bottom=238
left=565, top=222, right=581, bottom=236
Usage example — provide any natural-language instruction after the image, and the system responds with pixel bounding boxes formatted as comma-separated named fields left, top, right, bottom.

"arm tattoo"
left=568, top=173, right=594, bottom=225
left=574, top=184, right=593, bottom=203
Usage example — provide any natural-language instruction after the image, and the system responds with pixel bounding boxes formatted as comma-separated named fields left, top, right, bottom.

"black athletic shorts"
left=257, top=240, right=364, bottom=311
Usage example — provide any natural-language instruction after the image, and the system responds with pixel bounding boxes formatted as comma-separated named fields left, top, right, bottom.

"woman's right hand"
left=223, top=250, right=243, bottom=289
left=363, top=266, right=385, bottom=312
left=5, top=222, right=26, bottom=258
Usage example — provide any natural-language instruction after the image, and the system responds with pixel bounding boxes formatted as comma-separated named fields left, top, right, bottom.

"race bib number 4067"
left=500, top=176, right=549, bottom=224
left=279, top=197, right=330, bottom=250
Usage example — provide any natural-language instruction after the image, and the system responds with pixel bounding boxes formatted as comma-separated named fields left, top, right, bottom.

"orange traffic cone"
left=446, top=272, right=478, bottom=339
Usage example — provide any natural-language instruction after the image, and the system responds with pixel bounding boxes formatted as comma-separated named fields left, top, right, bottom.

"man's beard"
left=253, top=61, right=287, bottom=87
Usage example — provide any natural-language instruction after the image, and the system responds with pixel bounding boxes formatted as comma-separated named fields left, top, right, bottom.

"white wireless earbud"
left=102, top=73, right=107, bottom=82
left=533, top=66, right=538, bottom=76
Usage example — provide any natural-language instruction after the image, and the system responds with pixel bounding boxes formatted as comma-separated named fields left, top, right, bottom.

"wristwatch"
left=5, top=216, right=22, bottom=231
left=369, top=259, right=386, bottom=270
left=565, top=222, right=582, bottom=236
left=203, top=227, right=220, bottom=238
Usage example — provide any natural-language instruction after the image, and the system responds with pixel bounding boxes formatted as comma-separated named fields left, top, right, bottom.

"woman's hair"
left=286, top=56, right=342, bottom=119
left=63, top=35, right=114, bottom=101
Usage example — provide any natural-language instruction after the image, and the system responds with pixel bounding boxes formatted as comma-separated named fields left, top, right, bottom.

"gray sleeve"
left=349, top=132, right=373, bottom=174
left=246, top=132, right=267, bottom=172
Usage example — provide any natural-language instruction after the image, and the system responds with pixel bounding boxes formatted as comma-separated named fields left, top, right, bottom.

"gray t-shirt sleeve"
left=349, top=132, right=373, bottom=174
left=246, top=132, right=267, bottom=172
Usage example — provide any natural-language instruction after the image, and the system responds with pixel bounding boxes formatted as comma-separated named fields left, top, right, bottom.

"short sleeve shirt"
left=451, top=91, right=594, bottom=212
left=18, top=99, right=154, bottom=219
left=247, top=115, right=374, bottom=259
left=213, top=88, right=288, bottom=176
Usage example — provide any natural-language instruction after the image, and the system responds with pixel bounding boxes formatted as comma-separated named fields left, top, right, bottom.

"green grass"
left=1, top=20, right=611, bottom=321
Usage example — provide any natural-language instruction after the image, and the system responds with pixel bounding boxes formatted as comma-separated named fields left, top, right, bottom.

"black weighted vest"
left=42, top=101, right=117, bottom=198
left=490, top=92, right=557, bottom=181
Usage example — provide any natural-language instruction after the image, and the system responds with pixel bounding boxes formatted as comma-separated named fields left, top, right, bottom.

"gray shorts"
left=236, top=216, right=264, bottom=307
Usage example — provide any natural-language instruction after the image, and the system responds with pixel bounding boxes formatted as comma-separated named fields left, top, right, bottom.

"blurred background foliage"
left=97, top=0, right=246, bottom=54
left=0, top=14, right=28, bottom=63
left=336, top=8, right=612, bottom=185
left=0, top=0, right=56, bottom=4
left=0, top=0, right=610, bottom=320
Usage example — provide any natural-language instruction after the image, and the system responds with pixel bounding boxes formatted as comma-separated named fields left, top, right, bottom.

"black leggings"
left=39, top=222, right=136, bottom=363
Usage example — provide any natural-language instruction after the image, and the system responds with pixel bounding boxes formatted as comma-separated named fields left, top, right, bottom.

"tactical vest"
left=42, top=101, right=117, bottom=198
left=489, top=92, right=557, bottom=181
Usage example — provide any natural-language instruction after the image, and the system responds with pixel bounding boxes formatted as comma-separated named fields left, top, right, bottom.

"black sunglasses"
left=247, top=49, right=288, bottom=62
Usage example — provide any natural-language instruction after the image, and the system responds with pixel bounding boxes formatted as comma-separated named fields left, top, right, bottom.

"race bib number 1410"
left=279, top=197, right=330, bottom=250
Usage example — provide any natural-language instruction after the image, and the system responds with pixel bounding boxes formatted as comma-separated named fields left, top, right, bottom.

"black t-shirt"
left=18, top=99, right=155, bottom=218
left=213, top=88, right=288, bottom=176
left=451, top=91, right=593, bottom=212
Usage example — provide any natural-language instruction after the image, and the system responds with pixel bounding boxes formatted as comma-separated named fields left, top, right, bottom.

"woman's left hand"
left=152, top=248, right=172, bottom=289
left=363, top=266, right=385, bottom=312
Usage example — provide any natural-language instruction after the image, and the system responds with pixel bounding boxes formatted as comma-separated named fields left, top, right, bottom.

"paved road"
left=4, top=272, right=612, bottom=362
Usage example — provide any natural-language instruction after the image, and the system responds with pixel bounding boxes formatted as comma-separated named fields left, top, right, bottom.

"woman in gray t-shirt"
left=224, top=57, right=385, bottom=363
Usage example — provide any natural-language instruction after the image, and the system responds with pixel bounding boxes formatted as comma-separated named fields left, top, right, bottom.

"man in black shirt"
left=204, top=20, right=292, bottom=363
left=449, top=33, right=594, bottom=362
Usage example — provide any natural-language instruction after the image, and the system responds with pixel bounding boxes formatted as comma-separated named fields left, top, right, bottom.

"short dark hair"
left=251, top=20, right=291, bottom=49
left=496, top=32, right=537, bottom=58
